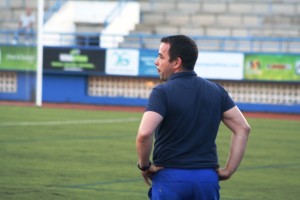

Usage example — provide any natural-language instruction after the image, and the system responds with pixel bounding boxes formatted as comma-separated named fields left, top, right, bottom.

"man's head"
left=155, top=35, right=198, bottom=81
left=26, top=8, right=32, bottom=16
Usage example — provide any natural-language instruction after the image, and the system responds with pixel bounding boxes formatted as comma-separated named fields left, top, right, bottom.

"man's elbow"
left=136, top=130, right=152, bottom=143
left=243, top=124, right=251, bottom=136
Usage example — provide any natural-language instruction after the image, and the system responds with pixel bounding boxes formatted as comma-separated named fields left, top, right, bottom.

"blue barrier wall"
left=42, top=73, right=148, bottom=106
left=237, top=103, right=300, bottom=114
left=1, top=72, right=300, bottom=114
left=43, top=74, right=87, bottom=103
left=0, top=72, right=36, bottom=101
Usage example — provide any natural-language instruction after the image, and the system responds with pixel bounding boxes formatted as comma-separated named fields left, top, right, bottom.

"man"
left=13, top=8, right=35, bottom=44
left=136, top=35, right=251, bottom=200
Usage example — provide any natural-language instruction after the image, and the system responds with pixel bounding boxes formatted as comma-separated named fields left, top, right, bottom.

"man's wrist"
left=137, top=161, right=151, bottom=171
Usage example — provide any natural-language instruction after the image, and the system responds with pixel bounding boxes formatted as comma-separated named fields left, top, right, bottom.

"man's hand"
left=217, top=167, right=232, bottom=181
left=141, top=164, right=164, bottom=186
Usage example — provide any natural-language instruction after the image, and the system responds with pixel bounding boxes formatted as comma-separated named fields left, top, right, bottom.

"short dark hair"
left=161, top=35, right=198, bottom=71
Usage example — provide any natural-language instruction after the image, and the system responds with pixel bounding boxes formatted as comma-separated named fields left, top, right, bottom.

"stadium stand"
left=121, top=0, right=300, bottom=52
left=1, top=0, right=299, bottom=51
left=0, top=0, right=59, bottom=44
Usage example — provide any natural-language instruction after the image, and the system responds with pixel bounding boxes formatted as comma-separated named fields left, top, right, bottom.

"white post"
left=36, top=0, right=44, bottom=107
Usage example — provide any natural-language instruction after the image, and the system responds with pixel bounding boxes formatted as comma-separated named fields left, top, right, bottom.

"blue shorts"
left=149, top=168, right=220, bottom=200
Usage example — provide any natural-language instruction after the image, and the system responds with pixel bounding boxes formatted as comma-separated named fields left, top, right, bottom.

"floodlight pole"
left=36, top=0, right=44, bottom=107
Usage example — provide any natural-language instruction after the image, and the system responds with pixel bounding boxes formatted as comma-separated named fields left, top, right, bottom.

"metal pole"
left=36, top=0, right=44, bottom=107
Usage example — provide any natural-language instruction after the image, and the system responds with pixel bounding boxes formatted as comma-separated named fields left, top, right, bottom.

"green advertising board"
left=244, top=54, right=300, bottom=82
left=0, top=45, right=37, bottom=71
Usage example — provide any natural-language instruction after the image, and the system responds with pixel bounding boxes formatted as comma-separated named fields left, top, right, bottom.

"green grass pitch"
left=0, top=105, right=299, bottom=200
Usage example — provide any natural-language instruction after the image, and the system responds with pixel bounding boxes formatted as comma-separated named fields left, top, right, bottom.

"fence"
left=1, top=30, right=300, bottom=53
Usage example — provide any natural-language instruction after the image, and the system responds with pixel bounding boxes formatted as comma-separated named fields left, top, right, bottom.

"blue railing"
left=103, top=0, right=127, bottom=27
left=1, top=30, right=300, bottom=54
left=44, top=0, right=67, bottom=23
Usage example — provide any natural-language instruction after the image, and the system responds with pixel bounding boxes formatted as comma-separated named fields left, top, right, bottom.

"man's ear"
left=174, top=57, right=182, bottom=69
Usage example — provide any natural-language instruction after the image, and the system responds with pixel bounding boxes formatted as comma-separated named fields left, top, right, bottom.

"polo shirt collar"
left=168, top=71, right=197, bottom=81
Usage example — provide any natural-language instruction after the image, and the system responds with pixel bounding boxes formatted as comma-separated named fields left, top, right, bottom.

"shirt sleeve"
left=221, top=88, right=236, bottom=113
left=145, top=86, right=167, bottom=118
left=223, top=91, right=235, bottom=112
left=215, top=83, right=235, bottom=113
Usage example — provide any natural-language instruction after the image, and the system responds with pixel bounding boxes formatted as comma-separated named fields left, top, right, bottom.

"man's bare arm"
left=218, top=106, right=251, bottom=180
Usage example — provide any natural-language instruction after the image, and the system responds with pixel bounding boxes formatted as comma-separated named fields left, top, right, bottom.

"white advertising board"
left=195, top=52, right=244, bottom=80
left=105, top=49, right=139, bottom=76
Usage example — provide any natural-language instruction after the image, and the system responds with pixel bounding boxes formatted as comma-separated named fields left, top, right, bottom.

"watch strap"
left=137, top=161, right=151, bottom=171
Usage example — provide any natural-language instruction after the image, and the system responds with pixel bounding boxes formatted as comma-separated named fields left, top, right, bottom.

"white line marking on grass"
left=0, top=118, right=140, bottom=127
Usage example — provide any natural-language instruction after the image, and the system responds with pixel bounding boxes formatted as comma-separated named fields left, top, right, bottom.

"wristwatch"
left=137, top=161, right=151, bottom=171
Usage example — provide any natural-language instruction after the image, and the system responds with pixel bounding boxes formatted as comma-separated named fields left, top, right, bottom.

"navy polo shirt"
left=146, top=71, right=235, bottom=169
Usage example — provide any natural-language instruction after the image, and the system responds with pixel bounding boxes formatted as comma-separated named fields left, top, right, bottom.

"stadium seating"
left=0, top=0, right=298, bottom=55
left=0, top=0, right=59, bottom=43
left=1, top=0, right=299, bottom=52
left=120, top=0, right=300, bottom=52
